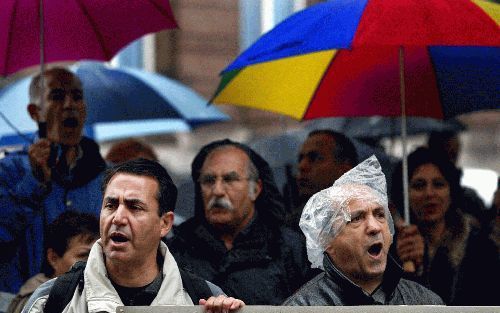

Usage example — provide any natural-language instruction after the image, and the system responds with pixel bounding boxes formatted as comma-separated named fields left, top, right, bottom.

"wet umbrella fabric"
left=212, top=0, right=499, bottom=120
left=0, top=0, right=177, bottom=76
left=211, top=0, right=499, bottom=227
left=305, top=117, right=465, bottom=140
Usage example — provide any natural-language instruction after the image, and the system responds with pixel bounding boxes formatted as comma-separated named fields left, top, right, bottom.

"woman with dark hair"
left=391, top=147, right=499, bottom=306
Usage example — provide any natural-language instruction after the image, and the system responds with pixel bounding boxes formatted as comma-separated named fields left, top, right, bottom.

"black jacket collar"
left=322, top=252, right=404, bottom=305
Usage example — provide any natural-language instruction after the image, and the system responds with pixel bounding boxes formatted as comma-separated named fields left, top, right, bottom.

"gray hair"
left=29, top=67, right=81, bottom=105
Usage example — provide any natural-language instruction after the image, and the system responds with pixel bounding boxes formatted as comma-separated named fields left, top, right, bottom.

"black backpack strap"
left=44, top=261, right=86, bottom=313
left=178, top=267, right=214, bottom=303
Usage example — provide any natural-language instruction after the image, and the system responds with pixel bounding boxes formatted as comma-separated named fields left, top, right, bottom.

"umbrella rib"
left=74, top=0, right=112, bottom=59
left=426, top=47, right=446, bottom=119
left=0, top=112, right=33, bottom=144
left=301, top=50, right=340, bottom=120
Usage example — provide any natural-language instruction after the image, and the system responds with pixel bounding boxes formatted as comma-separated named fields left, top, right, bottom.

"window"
left=111, top=34, right=155, bottom=71
left=239, top=0, right=307, bottom=50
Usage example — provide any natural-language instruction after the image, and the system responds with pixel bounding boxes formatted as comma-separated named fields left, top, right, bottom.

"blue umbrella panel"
left=0, top=62, right=229, bottom=145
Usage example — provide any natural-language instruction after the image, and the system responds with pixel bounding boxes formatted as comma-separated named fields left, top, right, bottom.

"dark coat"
left=169, top=215, right=310, bottom=304
left=168, top=139, right=310, bottom=304
left=283, top=253, right=444, bottom=306
left=419, top=215, right=499, bottom=305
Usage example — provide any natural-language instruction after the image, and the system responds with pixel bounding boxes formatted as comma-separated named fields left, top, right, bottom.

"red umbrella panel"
left=0, top=0, right=177, bottom=76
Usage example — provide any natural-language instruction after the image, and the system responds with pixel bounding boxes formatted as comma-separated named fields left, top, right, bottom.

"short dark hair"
left=41, top=211, right=99, bottom=277
left=307, top=129, right=358, bottom=166
left=427, top=130, right=458, bottom=151
left=102, top=158, right=177, bottom=215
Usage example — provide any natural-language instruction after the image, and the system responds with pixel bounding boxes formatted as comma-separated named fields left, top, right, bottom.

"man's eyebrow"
left=349, top=208, right=365, bottom=216
left=49, top=88, right=64, bottom=94
left=124, top=198, right=146, bottom=207
left=103, top=196, right=118, bottom=203
left=224, top=171, right=240, bottom=177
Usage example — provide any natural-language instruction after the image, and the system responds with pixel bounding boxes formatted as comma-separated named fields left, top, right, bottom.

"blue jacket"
left=0, top=137, right=106, bottom=293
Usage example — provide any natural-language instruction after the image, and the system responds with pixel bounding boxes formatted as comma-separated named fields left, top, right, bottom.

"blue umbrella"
left=0, top=61, right=229, bottom=144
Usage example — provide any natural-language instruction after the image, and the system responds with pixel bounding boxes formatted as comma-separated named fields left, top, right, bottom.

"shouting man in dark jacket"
left=283, top=156, right=444, bottom=306
left=168, top=139, right=311, bottom=305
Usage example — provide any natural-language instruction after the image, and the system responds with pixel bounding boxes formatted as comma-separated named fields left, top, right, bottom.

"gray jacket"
left=283, top=253, right=444, bottom=306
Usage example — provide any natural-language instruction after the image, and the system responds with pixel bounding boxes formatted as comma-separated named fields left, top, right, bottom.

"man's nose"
left=212, top=178, right=226, bottom=195
left=298, top=158, right=310, bottom=174
left=366, top=214, right=382, bottom=234
left=62, top=94, right=77, bottom=108
left=112, top=204, right=127, bottom=225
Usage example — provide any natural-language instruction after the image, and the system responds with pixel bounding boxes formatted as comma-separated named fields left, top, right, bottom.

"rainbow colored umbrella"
left=212, top=0, right=499, bottom=120
left=211, top=0, right=499, bottom=238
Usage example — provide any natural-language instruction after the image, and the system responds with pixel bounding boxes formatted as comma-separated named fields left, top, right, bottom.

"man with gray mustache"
left=283, top=156, right=444, bottom=306
left=168, top=139, right=311, bottom=305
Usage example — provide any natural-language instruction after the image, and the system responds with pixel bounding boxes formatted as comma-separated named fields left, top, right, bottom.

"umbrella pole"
left=399, top=46, right=415, bottom=273
left=39, top=0, right=45, bottom=113
left=399, top=46, right=410, bottom=225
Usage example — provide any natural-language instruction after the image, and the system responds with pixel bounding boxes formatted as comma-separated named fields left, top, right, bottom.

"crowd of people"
left=0, top=68, right=497, bottom=312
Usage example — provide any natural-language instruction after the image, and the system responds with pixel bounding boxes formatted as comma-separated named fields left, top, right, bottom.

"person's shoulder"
left=277, top=225, right=307, bottom=254
left=167, top=218, right=212, bottom=261
left=178, top=266, right=224, bottom=301
left=397, top=278, right=444, bottom=305
left=0, top=148, right=28, bottom=167
left=278, top=225, right=304, bottom=242
left=282, top=272, right=329, bottom=306
left=20, top=278, right=56, bottom=313
left=168, top=217, right=201, bottom=244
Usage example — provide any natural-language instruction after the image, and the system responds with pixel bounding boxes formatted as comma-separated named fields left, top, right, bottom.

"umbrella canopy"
left=211, top=0, right=499, bottom=234
left=212, top=0, right=499, bottom=120
left=0, top=0, right=177, bottom=76
left=0, top=62, right=229, bottom=144
left=306, top=116, right=466, bottom=140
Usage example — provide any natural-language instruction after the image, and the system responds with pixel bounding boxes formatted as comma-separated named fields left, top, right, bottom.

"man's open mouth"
left=110, top=233, right=129, bottom=243
left=368, top=243, right=383, bottom=257
left=63, top=117, right=79, bottom=128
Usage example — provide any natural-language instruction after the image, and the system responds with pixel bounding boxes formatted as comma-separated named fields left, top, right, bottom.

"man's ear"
left=160, top=211, right=174, bottom=238
left=250, top=179, right=263, bottom=201
left=46, top=248, right=60, bottom=269
left=27, top=104, right=41, bottom=122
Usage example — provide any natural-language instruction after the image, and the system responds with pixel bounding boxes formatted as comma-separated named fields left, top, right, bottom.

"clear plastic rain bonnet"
left=299, top=155, right=394, bottom=269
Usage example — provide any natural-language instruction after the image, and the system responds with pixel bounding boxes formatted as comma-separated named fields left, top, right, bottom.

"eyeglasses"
left=198, top=172, right=250, bottom=190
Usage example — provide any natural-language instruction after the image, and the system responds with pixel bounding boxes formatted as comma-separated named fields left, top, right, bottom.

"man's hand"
left=28, top=139, right=52, bottom=183
left=396, top=224, right=425, bottom=270
left=199, top=295, right=245, bottom=313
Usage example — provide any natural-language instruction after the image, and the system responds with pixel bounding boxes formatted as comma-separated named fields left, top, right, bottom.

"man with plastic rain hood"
left=283, top=156, right=444, bottom=306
